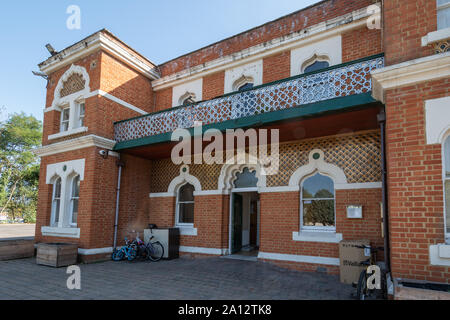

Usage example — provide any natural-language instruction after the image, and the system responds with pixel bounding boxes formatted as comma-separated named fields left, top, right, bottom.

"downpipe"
left=113, top=156, right=125, bottom=251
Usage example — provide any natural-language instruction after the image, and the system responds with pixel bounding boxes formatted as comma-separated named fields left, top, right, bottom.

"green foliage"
left=0, top=111, right=42, bottom=223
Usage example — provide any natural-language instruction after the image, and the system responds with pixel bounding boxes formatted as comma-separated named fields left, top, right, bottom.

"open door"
left=231, top=193, right=243, bottom=254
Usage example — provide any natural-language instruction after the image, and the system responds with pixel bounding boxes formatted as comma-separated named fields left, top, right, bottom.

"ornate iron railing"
left=114, top=54, right=384, bottom=143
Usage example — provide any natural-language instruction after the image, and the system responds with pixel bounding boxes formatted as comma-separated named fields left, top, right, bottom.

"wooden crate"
left=0, top=238, right=35, bottom=261
left=36, top=243, right=78, bottom=267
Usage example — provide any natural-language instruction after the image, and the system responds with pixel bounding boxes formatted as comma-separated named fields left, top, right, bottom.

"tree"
left=0, top=111, right=42, bottom=223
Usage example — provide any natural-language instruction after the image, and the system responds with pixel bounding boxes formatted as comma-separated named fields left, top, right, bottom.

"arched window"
left=51, top=177, right=62, bottom=227
left=301, top=172, right=335, bottom=231
left=303, top=60, right=330, bottom=73
left=444, top=136, right=450, bottom=239
left=69, top=175, right=80, bottom=227
left=176, top=183, right=195, bottom=225
left=179, top=92, right=196, bottom=106
left=238, top=82, right=254, bottom=91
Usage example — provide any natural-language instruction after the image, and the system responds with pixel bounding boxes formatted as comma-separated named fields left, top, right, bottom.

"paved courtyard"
left=0, top=256, right=354, bottom=300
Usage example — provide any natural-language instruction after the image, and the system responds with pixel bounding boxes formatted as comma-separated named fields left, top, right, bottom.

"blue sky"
left=0, top=0, right=317, bottom=122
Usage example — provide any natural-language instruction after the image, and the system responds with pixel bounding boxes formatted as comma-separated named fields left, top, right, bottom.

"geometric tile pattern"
left=149, top=131, right=381, bottom=193
left=115, top=56, right=385, bottom=143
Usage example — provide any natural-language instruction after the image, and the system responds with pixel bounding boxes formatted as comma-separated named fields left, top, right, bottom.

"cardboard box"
left=339, top=239, right=370, bottom=284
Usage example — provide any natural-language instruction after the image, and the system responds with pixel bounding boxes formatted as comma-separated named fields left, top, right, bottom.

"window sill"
left=292, top=231, right=342, bottom=243
left=175, top=226, right=197, bottom=236
left=48, top=127, right=88, bottom=141
left=422, top=27, right=450, bottom=47
left=41, top=226, right=80, bottom=238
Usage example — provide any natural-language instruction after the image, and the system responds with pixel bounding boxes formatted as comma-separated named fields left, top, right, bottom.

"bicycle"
left=354, top=245, right=386, bottom=300
left=111, top=235, right=137, bottom=261
left=134, top=230, right=164, bottom=262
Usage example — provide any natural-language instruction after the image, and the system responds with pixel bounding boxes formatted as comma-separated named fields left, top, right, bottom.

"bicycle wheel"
left=112, top=249, right=124, bottom=261
left=356, top=269, right=368, bottom=300
left=148, top=241, right=164, bottom=262
left=127, top=246, right=137, bottom=261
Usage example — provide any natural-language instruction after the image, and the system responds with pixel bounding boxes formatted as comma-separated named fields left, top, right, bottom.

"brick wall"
left=383, top=0, right=436, bottom=66
left=342, top=27, right=382, bottom=62
left=386, top=78, right=450, bottom=283
left=263, top=51, right=291, bottom=84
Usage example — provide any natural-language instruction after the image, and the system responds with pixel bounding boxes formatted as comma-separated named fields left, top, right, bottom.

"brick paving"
left=0, top=257, right=354, bottom=300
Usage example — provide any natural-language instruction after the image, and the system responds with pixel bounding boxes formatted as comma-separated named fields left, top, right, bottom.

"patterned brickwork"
left=149, top=131, right=381, bottom=193
left=59, top=73, right=86, bottom=97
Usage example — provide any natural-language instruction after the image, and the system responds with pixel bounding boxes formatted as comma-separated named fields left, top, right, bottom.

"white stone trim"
left=178, top=227, right=198, bottom=236
left=41, top=226, right=80, bottom=239
left=429, top=244, right=450, bottom=267
left=89, top=90, right=148, bottom=115
left=46, top=159, right=85, bottom=184
left=149, top=192, right=175, bottom=198
left=421, top=27, right=450, bottom=47
left=52, top=64, right=91, bottom=109
left=371, top=52, right=450, bottom=103
left=39, top=31, right=159, bottom=80
left=34, top=134, right=116, bottom=157
left=425, top=96, right=450, bottom=145
left=172, top=78, right=203, bottom=107
left=289, top=149, right=347, bottom=187
left=335, top=182, right=382, bottom=190
left=78, top=247, right=114, bottom=255
left=290, top=35, right=341, bottom=76
left=258, top=251, right=340, bottom=266
left=152, top=6, right=373, bottom=90
left=179, top=246, right=226, bottom=255
left=224, top=60, right=262, bottom=94
left=47, top=126, right=88, bottom=141
left=167, top=166, right=202, bottom=194
left=292, top=231, right=343, bottom=243
left=258, top=186, right=299, bottom=193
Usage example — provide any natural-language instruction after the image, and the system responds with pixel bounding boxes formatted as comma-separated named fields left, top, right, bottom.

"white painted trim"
left=292, top=231, right=343, bottom=243
left=41, top=226, right=80, bottom=239
left=429, top=244, right=450, bottom=267
left=289, top=149, right=347, bottom=187
left=193, top=190, right=228, bottom=196
left=149, top=192, right=175, bottom=198
left=89, top=90, right=148, bottom=115
left=179, top=246, right=226, bottom=255
left=46, top=159, right=85, bottom=184
left=258, top=251, right=340, bottom=266
left=39, top=31, right=159, bottom=80
left=231, top=187, right=258, bottom=193
left=152, top=6, right=373, bottom=90
left=371, top=52, right=450, bottom=103
left=335, top=182, right=382, bottom=190
left=48, top=126, right=88, bottom=141
left=425, top=96, right=450, bottom=145
left=33, top=134, right=116, bottom=157
left=258, top=186, right=299, bottom=193
left=52, top=64, right=91, bottom=109
left=421, top=27, right=450, bottom=47
left=224, top=60, right=262, bottom=94
left=168, top=166, right=202, bottom=193
left=172, top=78, right=203, bottom=108
left=178, top=227, right=198, bottom=236
left=78, top=247, right=114, bottom=255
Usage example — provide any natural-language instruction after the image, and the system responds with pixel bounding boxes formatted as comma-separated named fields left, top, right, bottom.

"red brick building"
left=33, top=0, right=450, bottom=295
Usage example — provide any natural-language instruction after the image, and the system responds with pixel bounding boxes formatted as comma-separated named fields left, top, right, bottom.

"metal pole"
left=113, top=158, right=125, bottom=251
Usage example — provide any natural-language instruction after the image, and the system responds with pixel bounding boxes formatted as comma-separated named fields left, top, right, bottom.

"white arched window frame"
left=48, top=64, right=90, bottom=140
left=443, top=134, right=450, bottom=242
left=301, top=54, right=330, bottom=74
left=50, top=176, right=62, bottom=227
left=233, top=75, right=254, bottom=92
left=300, top=171, right=336, bottom=232
left=178, top=92, right=196, bottom=106
left=68, top=174, right=80, bottom=227
left=175, top=182, right=195, bottom=227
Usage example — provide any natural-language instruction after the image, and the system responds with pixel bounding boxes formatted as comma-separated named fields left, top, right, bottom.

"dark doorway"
left=231, top=193, right=243, bottom=254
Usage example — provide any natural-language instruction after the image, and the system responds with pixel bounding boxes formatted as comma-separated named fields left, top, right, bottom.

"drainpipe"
left=113, top=156, right=125, bottom=251
left=377, top=110, right=391, bottom=273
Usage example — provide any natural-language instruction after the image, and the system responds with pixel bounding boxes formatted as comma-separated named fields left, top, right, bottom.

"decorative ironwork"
left=114, top=55, right=384, bottom=143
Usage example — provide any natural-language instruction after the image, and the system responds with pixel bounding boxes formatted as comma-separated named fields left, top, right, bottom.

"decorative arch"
left=232, top=75, right=254, bottom=92
left=288, top=149, right=347, bottom=187
left=167, top=165, right=202, bottom=195
left=178, top=91, right=196, bottom=106
left=218, top=153, right=267, bottom=191
left=52, top=64, right=91, bottom=108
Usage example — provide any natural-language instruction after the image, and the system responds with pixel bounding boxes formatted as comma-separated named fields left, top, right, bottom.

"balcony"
left=114, top=54, right=384, bottom=150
